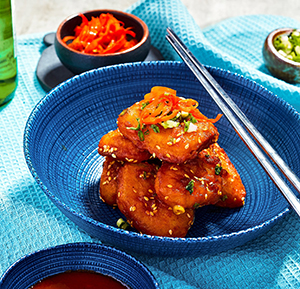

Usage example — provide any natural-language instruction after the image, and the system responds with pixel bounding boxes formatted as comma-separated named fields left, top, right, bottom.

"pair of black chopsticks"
left=166, top=28, right=300, bottom=217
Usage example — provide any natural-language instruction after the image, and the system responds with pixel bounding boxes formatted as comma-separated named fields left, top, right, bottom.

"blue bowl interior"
left=0, top=243, right=159, bottom=289
left=24, top=61, right=300, bottom=256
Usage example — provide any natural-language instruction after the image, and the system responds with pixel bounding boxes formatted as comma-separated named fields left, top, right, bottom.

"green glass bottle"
left=0, top=0, right=17, bottom=106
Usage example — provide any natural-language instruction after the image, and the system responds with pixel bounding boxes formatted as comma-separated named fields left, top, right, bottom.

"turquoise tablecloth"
left=1, top=0, right=300, bottom=288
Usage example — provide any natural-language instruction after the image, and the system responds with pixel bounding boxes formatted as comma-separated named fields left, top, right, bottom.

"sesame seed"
left=152, top=153, right=156, bottom=158
left=167, top=142, right=173, bottom=146
left=130, top=206, right=136, bottom=212
left=187, top=213, right=191, bottom=218
left=99, top=148, right=103, bottom=151
left=185, top=144, right=189, bottom=149
left=106, top=171, right=110, bottom=176
left=167, top=184, right=173, bottom=188
left=102, top=181, right=107, bottom=185
left=112, top=153, right=117, bottom=158
left=166, top=153, right=171, bottom=158
left=145, top=210, right=150, bottom=215
left=118, top=192, right=121, bottom=197
left=108, top=177, right=112, bottom=181
left=133, top=188, right=137, bottom=193
left=144, top=196, right=149, bottom=201
left=156, top=145, right=161, bottom=150
left=205, top=194, right=208, bottom=200
left=165, top=196, right=169, bottom=200
left=150, top=212, right=154, bottom=216
left=176, top=138, right=181, bottom=143
left=169, top=230, right=173, bottom=235
left=198, top=137, right=201, bottom=143
left=190, top=169, right=194, bottom=174
left=148, top=189, right=153, bottom=193
left=184, top=174, right=190, bottom=178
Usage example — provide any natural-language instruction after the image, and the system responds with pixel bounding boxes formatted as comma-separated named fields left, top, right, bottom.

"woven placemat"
left=1, top=0, right=300, bottom=288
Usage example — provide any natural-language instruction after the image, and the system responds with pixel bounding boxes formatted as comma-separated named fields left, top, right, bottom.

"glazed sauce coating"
left=30, top=270, right=129, bottom=289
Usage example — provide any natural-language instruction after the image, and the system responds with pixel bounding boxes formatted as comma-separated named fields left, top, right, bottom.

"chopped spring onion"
left=185, top=179, right=195, bottom=195
left=273, top=29, right=300, bottom=62
left=117, top=218, right=130, bottom=230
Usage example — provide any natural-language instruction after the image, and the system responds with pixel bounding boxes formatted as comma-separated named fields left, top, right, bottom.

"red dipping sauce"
left=30, top=270, right=129, bottom=289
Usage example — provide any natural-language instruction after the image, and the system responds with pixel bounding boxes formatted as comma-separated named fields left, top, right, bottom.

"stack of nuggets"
left=98, top=86, right=246, bottom=237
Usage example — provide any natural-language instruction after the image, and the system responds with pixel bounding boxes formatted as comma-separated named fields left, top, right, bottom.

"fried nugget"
left=202, top=143, right=246, bottom=208
left=117, top=162, right=195, bottom=237
left=98, top=129, right=151, bottom=162
left=155, top=143, right=246, bottom=210
left=99, top=157, right=123, bottom=206
left=155, top=153, right=223, bottom=210
left=117, top=102, right=219, bottom=163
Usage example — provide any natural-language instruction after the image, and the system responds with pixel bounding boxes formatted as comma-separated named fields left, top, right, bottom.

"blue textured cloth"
left=1, top=0, right=300, bottom=288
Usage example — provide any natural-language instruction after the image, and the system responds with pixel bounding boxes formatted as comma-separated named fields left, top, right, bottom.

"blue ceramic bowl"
left=24, top=61, right=300, bottom=257
left=0, top=242, right=159, bottom=289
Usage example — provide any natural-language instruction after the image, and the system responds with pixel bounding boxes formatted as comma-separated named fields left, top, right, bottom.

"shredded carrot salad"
left=140, top=86, right=222, bottom=125
left=62, top=13, right=138, bottom=54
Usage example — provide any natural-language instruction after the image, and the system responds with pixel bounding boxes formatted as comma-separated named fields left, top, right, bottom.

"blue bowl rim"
left=0, top=242, right=160, bottom=288
left=23, top=60, right=298, bottom=246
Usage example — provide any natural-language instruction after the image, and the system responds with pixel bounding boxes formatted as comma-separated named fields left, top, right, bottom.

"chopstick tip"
left=166, top=27, right=173, bottom=34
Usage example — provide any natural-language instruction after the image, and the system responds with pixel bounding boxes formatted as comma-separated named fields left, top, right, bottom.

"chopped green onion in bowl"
left=273, top=29, right=300, bottom=62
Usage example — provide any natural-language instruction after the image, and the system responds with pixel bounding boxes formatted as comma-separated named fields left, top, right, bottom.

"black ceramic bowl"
left=263, top=28, right=300, bottom=83
left=55, top=10, right=151, bottom=74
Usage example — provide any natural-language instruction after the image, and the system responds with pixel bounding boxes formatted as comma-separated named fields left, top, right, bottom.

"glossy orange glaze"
left=30, top=270, right=129, bottom=289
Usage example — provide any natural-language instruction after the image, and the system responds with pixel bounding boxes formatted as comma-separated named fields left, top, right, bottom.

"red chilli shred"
left=140, top=86, right=223, bottom=125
